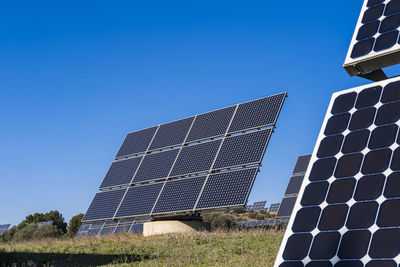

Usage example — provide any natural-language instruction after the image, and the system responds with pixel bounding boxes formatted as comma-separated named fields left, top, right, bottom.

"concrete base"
left=143, top=220, right=211, bottom=237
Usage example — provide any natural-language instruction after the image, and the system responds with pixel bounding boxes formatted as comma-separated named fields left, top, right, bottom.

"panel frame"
left=274, top=76, right=400, bottom=266
left=343, top=0, right=400, bottom=76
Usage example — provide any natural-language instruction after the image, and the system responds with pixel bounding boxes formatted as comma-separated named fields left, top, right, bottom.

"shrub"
left=202, top=212, right=236, bottom=230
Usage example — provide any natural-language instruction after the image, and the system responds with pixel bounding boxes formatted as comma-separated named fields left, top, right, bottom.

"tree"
left=22, top=210, right=67, bottom=234
left=67, top=213, right=84, bottom=236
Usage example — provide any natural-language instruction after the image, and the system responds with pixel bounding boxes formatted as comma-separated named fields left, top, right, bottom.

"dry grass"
left=0, top=229, right=283, bottom=266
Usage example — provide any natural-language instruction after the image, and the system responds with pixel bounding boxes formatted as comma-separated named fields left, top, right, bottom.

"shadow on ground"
left=0, top=251, right=153, bottom=266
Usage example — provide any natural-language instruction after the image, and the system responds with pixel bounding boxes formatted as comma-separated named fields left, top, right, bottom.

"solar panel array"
left=251, top=201, right=267, bottom=211
left=82, top=93, right=287, bottom=224
left=237, top=219, right=288, bottom=228
left=275, top=77, right=400, bottom=266
left=76, top=218, right=150, bottom=238
left=0, top=224, right=11, bottom=234
left=344, top=0, right=400, bottom=76
left=276, top=155, right=311, bottom=218
left=269, top=203, right=281, bottom=213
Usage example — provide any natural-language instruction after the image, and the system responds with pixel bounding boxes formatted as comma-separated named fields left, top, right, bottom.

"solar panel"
left=82, top=189, right=126, bottom=221
left=116, top=126, right=157, bottom=159
left=186, top=106, right=236, bottom=142
left=275, top=77, right=400, bottom=266
left=213, top=129, right=272, bottom=169
left=284, top=175, right=305, bottom=196
left=0, top=224, right=11, bottom=230
left=36, top=221, right=53, bottom=227
left=269, top=203, right=281, bottom=213
left=252, top=201, right=267, bottom=210
left=99, top=226, right=116, bottom=236
left=87, top=228, right=101, bottom=237
left=130, top=223, right=144, bottom=234
left=99, top=157, right=142, bottom=189
left=132, top=148, right=179, bottom=183
left=114, top=224, right=132, bottom=234
left=195, top=168, right=258, bottom=210
left=292, top=155, right=312, bottom=175
left=344, top=0, right=400, bottom=76
left=276, top=197, right=297, bottom=218
left=83, top=93, right=286, bottom=224
left=228, top=93, right=286, bottom=133
left=148, top=117, right=195, bottom=151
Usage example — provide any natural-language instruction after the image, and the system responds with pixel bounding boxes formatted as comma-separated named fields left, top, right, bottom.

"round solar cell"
left=374, top=30, right=399, bottom=52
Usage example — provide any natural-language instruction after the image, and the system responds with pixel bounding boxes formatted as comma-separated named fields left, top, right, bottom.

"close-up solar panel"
left=82, top=93, right=286, bottom=224
left=344, top=0, right=400, bottom=76
left=275, top=77, right=400, bottom=266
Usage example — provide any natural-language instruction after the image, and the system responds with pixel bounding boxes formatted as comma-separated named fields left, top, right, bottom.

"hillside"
left=0, top=230, right=284, bottom=266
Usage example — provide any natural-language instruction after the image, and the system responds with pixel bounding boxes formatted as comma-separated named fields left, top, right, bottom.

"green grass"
left=0, top=230, right=284, bottom=266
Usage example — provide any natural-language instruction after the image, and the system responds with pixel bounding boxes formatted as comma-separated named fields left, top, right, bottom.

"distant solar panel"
left=269, top=203, right=281, bottom=213
left=0, top=224, right=11, bottom=234
left=237, top=219, right=287, bottom=228
left=252, top=201, right=267, bottom=210
left=276, top=197, right=297, bottom=218
left=275, top=77, right=400, bottom=266
left=83, top=93, right=286, bottom=224
left=284, top=175, right=305, bottom=196
left=344, top=0, right=400, bottom=76
left=292, top=154, right=312, bottom=175
left=36, top=221, right=53, bottom=227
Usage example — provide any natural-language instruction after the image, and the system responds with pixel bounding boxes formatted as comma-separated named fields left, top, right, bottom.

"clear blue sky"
left=2, top=0, right=399, bottom=226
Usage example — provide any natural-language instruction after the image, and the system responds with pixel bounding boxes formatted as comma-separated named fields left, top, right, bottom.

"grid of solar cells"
left=269, top=203, right=281, bottom=213
left=132, top=148, right=179, bottom=183
left=276, top=197, right=297, bottom=218
left=148, top=117, right=194, bottom=151
left=82, top=189, right=126, bottom=222
left=170, top=140, right=221, bottom=177
left=152, top=176, right=207, bottom=214
left=196, top=168, right=258, bottom=209
left=252, top=201, right=267, bottom=210
left=292, top=155, right=312, bottom=175
left=213, top=129, right=272, bottom=169
left=115, top=183, right=163, bottom=218
left=275, top=78, right=400, bottom=267
left=116, top=126, right=157, bottom=158
left=228, top=93, right=286, bottom=133
left=99, top=157, right=142, bottom=189
left=344, top=0, right=400, bottom=75
left=186, top=106, right=236, bottom=142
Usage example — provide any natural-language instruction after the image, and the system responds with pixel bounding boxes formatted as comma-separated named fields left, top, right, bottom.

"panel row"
left=115, top=93, right=285, bottom=158
left=82, top=167, right=258, bottom=222
left=99, top=129, right=272, bottom=189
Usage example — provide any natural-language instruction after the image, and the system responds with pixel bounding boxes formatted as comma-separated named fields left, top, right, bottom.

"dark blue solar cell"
left=331, top=92, right=357, bottom=115
left=361, top=148, right=392, bottom=175
left=380, top=13, right=400, bottom=33
left=116, top=126, right=157, bottom=158
left=133, top=149, right=179, bottom=183
left=357, top=20, right=380, bottom=40
left=324, top=113, right=351, bottom=136
left=374, top=30, right=399, bottom=52
left=213, top=129, right=272, bottom=169
left=115, top=183, right=163, bottom=218
left=375, top=101, right=400, bottom=125
left=129, top=224, right=143, bottom=234
left=99, top=157, right=142, bottom=188
left=301, top=181, right=329, bottom=206
left=349, top=107, right=376, bottom=131
left=99, top=226, right=115, bottom=236
left=368, top=124, right=398, bottom=149
left=354, top=174, right=385, bottom=201
left=342, top=130, right=370, bottom=154
left=366, top=260, right=397, bottom=267
left=355, top=86, right=382, bottom=109
left=309, top=157, right=337, bottom=181
left=377, top=199, right=400, bottom=227
left=385, top=0, right=400, bottom=16
left=318, top=204, right=348, bottom=231
left=382, top=80, right=400, bottom=103
left=338, top=230, right=371, bottom=259
left=346, top=201, right=378, bottom=229
left=196, top=168, right=258, bottom=209
left=317, top=134, right=344, bottom=158
left=152, top=176, right=206, bottom=214
left=351, top=38, right=375, bottom=59
left=384, top=172, right=400, bottom=198
left=282, top=233, right=313, bottom=260
left=369, top=229, right=400, bottom=258
left=334, top=153, right=363, bottom=178
left=228, top=93, right=286, bottom=133
left=367, top=0, right=384, bottom=8
left=186, top=106, right=235, bottom=142
left=309, top=231, right=341, bottom=260
left=171, top=140, right=221, bottom=177
left=149, top=117, right=194, bottom=150
left=291, top=207, right=321, bottom=232
left=362, top=4, right=385, bottom=23
left=277, top=197, right=297, bottom=217
left=82, top=189, right=126, bottom=221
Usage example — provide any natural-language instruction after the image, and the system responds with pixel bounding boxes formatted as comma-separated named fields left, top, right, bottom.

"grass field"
left=0, top=230, right=284, bottom=266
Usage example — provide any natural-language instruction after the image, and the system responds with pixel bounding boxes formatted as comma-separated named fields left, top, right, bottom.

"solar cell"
left=196, top=168, right=258, bottom=210
left=148, top=117, right=194, bottom=151
left=344, top=0, right=400, bottom=76
left=116, top=126, right=157, bottom=158
left=99, top=157, right=142, bottom=189
left=152, top=176, right=206, bottom=214
left=132, top=148, right=179, bottom=183
left=276, top=197, right=297, bottom=218
left=284, top=175, right=305, bottom=196
left=228, top=93, right=286, bottom=133
left=82, top=189, right=126, bottom=222
left=115, top=183, right=163, bottom=218
left=170, top=140, right=221, bottom=177
left=275, top=77, right=400, bottom=266
left=213, top=129, right=272, bottom=169
left=186, top=106, right=236, bottom=142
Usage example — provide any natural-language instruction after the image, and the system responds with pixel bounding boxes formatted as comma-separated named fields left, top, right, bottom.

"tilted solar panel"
left=344, top=0, right=400, bottom=76
left=284, top=175, right=305, bottom=196
left=292, top=155, right=312, bottom=175
left=269, top=203, right=281, bottom=213
left=83, top=93, right=286, bottom=224
left=116, top=126, right=157, bottom=159
left=276, top=197, right=297, bottom=218
left=275, top=77, right=400, bottom=266
left=252, top=201, right=267, bottom=210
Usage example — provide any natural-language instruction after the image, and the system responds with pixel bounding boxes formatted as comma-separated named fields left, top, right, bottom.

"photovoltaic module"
left=275, top=77, right=400, bottom=266
left=344, top=0, right=400, bottom=76
left=82, top=93, right=286, bottom=224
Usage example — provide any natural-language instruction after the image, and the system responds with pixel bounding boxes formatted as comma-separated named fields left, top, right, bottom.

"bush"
left=202, top=212, right=236, bottom=230
left=67, top=213, right=84, bottom=237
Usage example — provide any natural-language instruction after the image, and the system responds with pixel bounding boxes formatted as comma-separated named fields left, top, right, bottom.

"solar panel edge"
left=274, top=76, right=400, bottom=266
